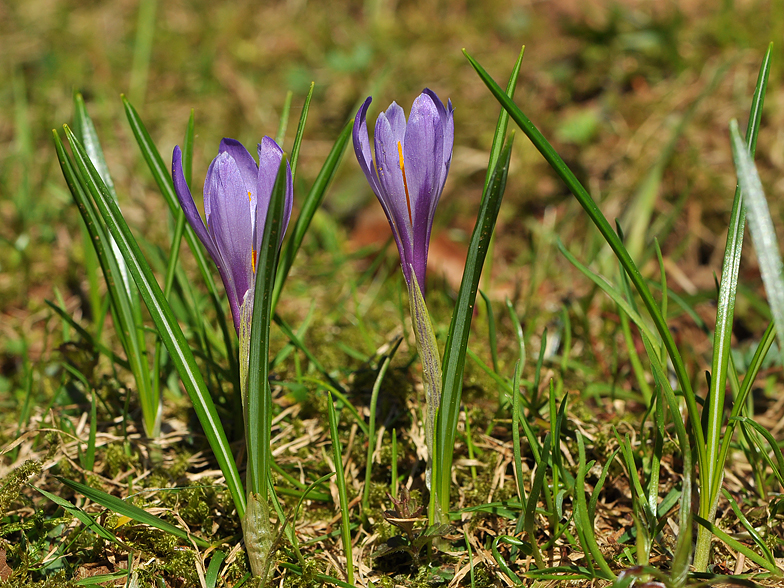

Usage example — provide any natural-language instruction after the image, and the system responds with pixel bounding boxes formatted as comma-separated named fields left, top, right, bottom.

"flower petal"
left=206, top=152, right=254, bottom=317
left=374, top=105, right=412, bottom=247
left=255, top=137, right=293, bottom=251
left=172, top=146, right=220, bottom=262
left=404, top=93, right=444, bottom=290
left=174, top=146, right=244, bottom=331
left=220, top=138, right=258, bottom=196
left=422, top=89, right=455, bottom=177
left=353, top=97, right=381, bottom=196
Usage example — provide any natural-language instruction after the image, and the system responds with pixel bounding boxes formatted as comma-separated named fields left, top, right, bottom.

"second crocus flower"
left=353, top=89, right=454, bottom=293
left=353, top=89, right=453, bottom=525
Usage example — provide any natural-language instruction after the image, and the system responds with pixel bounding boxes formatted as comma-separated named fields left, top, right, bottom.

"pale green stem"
left=238, top=291, right=274, bottom=580
left=407, top=272, right=445, bottom=525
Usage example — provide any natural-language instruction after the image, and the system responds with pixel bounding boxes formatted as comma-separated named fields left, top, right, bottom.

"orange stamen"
left=397, top=141, right=413, bottom=226
left=249, top=191, right=257, bottom=273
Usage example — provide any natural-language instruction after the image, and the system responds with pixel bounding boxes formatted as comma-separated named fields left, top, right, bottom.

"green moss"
left=281, top=557, right=321, bottom=588
left=102, top=444, right=139, bottom=478
left=0, top=459, right=41, bottom=515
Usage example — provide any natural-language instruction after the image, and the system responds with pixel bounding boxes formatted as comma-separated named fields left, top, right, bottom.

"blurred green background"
left=2, top=0, right=784, bottom=401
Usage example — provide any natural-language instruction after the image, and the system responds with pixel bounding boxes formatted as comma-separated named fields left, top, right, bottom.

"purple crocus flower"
left=172, top=137, right=293, bottom=333
left=353, top=89, right=454, bottom=292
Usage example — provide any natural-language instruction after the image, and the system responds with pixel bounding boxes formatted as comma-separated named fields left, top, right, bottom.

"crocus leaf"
left=54, top=117, right=157, bottom=437
left=56, top=125, right=246, bottom=518
left=705, top=42, right=772, bottom=525
left=57, top=476, right=210, bottom=548
left=436, top=134, right=513, bottom=517
left=122, top=95, right=239, bottom=390
left=290, top=82, right=314, bottom=182
left=34, top=484, right=120, bottom=545
left=463, top=48, right=706, bottom=469
left=246, top=154, right=289, bottom=498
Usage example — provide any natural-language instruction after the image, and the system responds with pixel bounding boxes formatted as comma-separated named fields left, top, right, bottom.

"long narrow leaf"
left=289, top=82, right=314, bottom=181
left=57, top=126, right=246, bottom=518
left=436, top=136, right=513, bottom=516
left=574, top=432, right=615, bottom=579
left=694, top=514, right=781, bottom=574
left=54, top=125, right=157, bottom=437
left=57, top=477, right=210, bottom=548
left=705, top=42, right=772, bottom=529
left=328, top=392, right=355, bottom=585
left=122, top=96, right=239, bottom=388
left=730, top=122, right=784, bottom=366
left=464, top=49, right=707, bottom=469
left=246, top=155, right=288, bottom=498
left=34, top=485, right=120, bottom=545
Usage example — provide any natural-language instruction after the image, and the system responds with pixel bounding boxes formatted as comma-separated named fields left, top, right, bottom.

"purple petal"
left=206, top=152, right=254, bottom=315
left=443, top=98, right=455, bottom=179
left=421, top=89, right=454, bottom=180
left=404, top=94, right=444, bottom=290
left=220, top=138, right=258, bottom=197
left=374, top=108, right=412, bottom=248
left=353, top=97, right=382, bottom=196
left=255, top=137, right=293, bottom=252
left=172, top=146, right=220, bottom=264
left=383, top=101, right=407, bottom=144
left=174, top=146, right=244, bottom=331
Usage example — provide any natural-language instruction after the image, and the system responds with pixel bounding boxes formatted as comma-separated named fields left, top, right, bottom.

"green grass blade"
left=511, top=361, right=527, bottom=510
left=75, top=571, right=130, bottom=585
left=736, top=417, right=784, bottom=488
left=479, top=290, right=499, bottom=375
left=276, top=90, right=293, bottom=147
left=694, top=514, right=781, bottom=574
left=464, top=48, right=706, bottom=468
left=289, top=82, right=314, bottom=181
left=482, top=45, right=524, bottom=197
left=716, top=321, right=776, bottom=480
left=272, top=118, right=353, bottom=312
left=558, top=240, right=659, bottom=347
left=182, top=109, right=195, bottom=189
left=722, top=488, right=777, bottom=565
left=588, top=447, right=620, bottom=523
left=34, top=485, right=120, bottom=545
left=56, top=477, right=210, bottom=548
left=72, top=94, right=119, bottom=202
left=58, top=125, right=246, bottom=518
left=205, top=550, right=225, bottom=588
left=53, top=125, right=158, bottom=437
left=641, top=333, right=693, bottom=581
left=730, top=122, right=784, bottom=366
left=705, top=42, right=771, bottom=522
left=327, top=392, right=355, bottom=585
left=524, top=433, right=550, bottom=568
left=362, top=337, right=402, bottom=515
left=85, top=390, right=97, bottom=471
left=247, top=155, right=288, bottom=498
left=703, top=132, right=748, bottom=511
left=128, top=0, right=157, bottom=105
left=698, top=44, right=772, bottom=574
left=121, top=96, right=238, bottom=385
left=436, top=136, right=513, bottom=517
left=575, top=432, right=615, bottom=580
